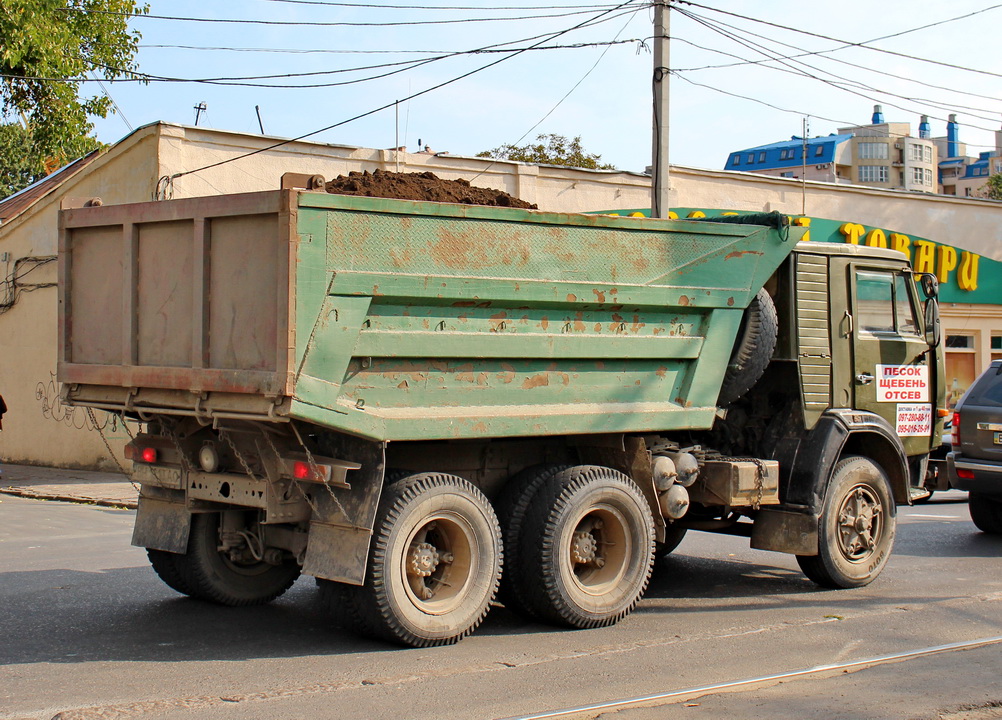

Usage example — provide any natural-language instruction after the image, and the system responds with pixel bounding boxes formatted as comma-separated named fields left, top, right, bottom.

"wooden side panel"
left=137, top=220, right=195, bottom=367
left=68, top=225, right=124, bottom=366
left=208, top=214, right=282, bottom=371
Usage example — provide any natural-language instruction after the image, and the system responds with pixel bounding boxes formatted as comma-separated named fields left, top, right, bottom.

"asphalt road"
left=2, top=491, right=1000, bottom=720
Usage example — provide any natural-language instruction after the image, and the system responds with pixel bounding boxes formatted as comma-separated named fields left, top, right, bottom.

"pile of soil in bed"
left=324, top=169, right=537, bottom=209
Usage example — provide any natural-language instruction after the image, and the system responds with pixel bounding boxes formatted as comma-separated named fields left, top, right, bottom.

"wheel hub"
left=838, top=485, right=882, bottom=561
left=408, top=542, right=441, bottom=577
left=571, top=531, right=599, bottom=565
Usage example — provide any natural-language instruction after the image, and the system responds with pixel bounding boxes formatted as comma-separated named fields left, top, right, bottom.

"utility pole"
left=651, top=0, right=670, bottom=218
left=194, top=101, right=207, bottom=126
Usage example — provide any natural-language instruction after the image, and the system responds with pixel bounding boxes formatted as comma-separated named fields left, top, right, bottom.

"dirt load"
left=324, top=169, right=537, bottom=209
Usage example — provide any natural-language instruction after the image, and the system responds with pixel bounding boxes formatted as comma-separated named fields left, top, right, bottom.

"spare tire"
left=717, top=288, right=778, bottom=406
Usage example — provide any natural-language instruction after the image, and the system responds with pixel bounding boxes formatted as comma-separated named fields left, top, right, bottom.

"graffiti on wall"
left=35, top=373, right=136, bottom=439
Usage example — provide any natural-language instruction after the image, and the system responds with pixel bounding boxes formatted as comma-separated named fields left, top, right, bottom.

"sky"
left=81, top=0, right=1002, bottom=175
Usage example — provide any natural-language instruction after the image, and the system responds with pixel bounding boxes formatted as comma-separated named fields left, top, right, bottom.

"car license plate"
left=995, top=432, right=1002, bottom=446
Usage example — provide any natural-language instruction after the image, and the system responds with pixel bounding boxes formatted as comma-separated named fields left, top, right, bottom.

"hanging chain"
left=260, top=429, right=323, bottom=519
left=88, top=408, right=140, bottom=493
left=217, top=427, right=260, bottom=481
left=290, top=422, right=351, bottom=521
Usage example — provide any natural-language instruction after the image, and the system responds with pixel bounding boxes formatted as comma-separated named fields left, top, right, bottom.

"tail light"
left=285, top=454, right=361, bottom=488
left=956, top=468, right=975, bottom=480
left=951, top=411, right=961, bottom=446
left=125, top=443, right=158, bottom=464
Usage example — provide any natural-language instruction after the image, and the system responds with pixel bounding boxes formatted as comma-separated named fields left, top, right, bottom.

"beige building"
left=2, top=121, right=1002, bottom=469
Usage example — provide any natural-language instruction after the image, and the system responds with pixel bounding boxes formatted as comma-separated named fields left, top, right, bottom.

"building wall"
left=2, top=122, right=1002, bottom=469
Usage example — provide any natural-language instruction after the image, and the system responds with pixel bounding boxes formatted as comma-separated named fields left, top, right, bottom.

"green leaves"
left=477, top=133, right=616, bottom=171
left=0, top=0, right=145, bottom=194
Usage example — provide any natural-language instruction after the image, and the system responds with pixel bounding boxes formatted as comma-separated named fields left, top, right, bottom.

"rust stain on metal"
left=471, top=421, right=488, bottom=433
left=453, top=300, right=477, bottom=307
left=635, top=379, right=642, bottom=386
left=573, top=312, right=586, bottom=332
left=523, top=373, right=549, bottom=390
left=397, top=380, right=409, bottom=390
left=630, top=315, right=645, bottom=333
left=593, top=323, right=602, bottom=332
left=593, top=289, right=606, bottom=304
left=498, top=362, right=516, bottom=384
left=679, top=295, right=690, bottom=306
left=727, top=297, right=735, bottom=306
left=540, top=317, right=550, bottom=331
left=555, top=371, right=570, bottom=386
left=725, top=250, right=763, bottom=260
left=388, top=247, right=414, bottom=267
left=656, top=366, right=668, bottom=378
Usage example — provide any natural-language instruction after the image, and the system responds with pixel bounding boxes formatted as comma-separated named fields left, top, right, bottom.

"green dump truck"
left=57, top=176, right=945, bottom=647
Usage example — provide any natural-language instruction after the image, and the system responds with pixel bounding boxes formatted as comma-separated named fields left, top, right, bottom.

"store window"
left=946, top=334, right=976, bottom=407
left=992, top=335, right=1002, bottom=362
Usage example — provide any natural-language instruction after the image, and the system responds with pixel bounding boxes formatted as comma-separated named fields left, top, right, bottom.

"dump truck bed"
left=59, top=190, right=796, bottom=441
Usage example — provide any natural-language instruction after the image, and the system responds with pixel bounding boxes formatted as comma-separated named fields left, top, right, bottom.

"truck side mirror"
left=924, top=299, right=941, bottom=348
left=919, top=273, right=939, bottom=299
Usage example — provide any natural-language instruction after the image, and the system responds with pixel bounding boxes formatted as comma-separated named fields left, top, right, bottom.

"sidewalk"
left=0, top=463, right=138, bottom=509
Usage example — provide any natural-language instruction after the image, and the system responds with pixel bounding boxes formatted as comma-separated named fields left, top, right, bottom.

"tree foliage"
left=981, top=173, right=1002, bottom=201
left=0, top=0, right=146, bottom=195
left=0, top=122, right=102, bottom=197
left=477, top=134, right=616, bottom=170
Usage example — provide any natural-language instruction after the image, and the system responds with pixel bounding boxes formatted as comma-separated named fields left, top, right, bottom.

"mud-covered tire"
left=797, top=456, right=896, bottom=589
left=494, top=464, right=571, bottom=617
left=516, top=466, right=655, bottom=629
left=147, top=548, right=193, bottom=596
left=178, top=512, right=301, bottom=607
left=969, top=493, right=1002, bottom=534
left=718, top=288, right=778, bottom=406
left=343, top=472, right=502, bottom=647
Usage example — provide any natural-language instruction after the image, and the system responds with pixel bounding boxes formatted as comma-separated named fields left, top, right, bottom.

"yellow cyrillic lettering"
left=839, top=222, right=865, bottom=244
left=936, top=246, right=958, bottom=284
left=866, top=228, right=887, bottom=248
left=889, top=233, right=911, bottom=261
left=913, top=240, right=936, bottom=274
left=959, top=251, right=980, bottom=291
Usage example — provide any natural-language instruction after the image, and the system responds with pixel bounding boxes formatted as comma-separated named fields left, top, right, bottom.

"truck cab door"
left=845, top=263, right=935, bottom=456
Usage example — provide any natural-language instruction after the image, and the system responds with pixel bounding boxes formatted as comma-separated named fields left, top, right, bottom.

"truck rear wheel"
left=494, top=463, right=570, bottom=618
left=345, top=472, right=502, bottom=647
left=147, top=548, right=193, bottom=596
left=969, top=493, right=1002, bottom=534
left=516, top=466, right=655, bottom=629
left=797, top=456, right=895, bottom=589
left=177, top=512, right=301, bottom=606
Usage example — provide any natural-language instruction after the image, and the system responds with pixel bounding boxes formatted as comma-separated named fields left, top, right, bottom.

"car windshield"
left=963, top=364, right=1002, bottom=407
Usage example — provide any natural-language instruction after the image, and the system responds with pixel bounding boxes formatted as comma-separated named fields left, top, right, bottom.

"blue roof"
left=939, top=158, right=965, bottom=166
left=723, top=134, right=852, bottom=171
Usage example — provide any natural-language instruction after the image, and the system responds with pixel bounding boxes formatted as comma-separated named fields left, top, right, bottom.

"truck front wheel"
left=516, top=466, right=656, bottom=628
left=797, top=456, right=896, bottom=589
left=343, top=472, right=502, bottom=647
left=175, top=512, right=301, bottom=606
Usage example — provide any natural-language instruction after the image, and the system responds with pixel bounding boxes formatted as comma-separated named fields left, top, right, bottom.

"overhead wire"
left=675, top=0, right=1002, bottom=81
left=672, top=6, right=1002, bottom=137
left=58, top=5, right=623, bottom=28
left=470, top=2, right=644, bottom=181
left=673, top=8, right=1002, bottom=125
left=159, top=0, right=646, bottom=185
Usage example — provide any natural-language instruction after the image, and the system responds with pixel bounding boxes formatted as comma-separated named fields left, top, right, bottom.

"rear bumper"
left=947, top=452, right=1002, bottom=498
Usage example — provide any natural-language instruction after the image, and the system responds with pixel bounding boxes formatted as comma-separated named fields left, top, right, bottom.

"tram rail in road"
left=500, top=635, right=1002, bottom=720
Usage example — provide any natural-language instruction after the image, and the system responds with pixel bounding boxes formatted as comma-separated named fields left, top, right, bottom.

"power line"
left=673, top=6, right=1002, bottom=135
left=675, top=13, right=1002, bottom=121
left=59, top=5, right=621, bottom=28
left=676, top=0, right=1002, bottom=81
left=256, top=0, right=618, bottom=9
left=139, top=39, right=636, bottom=55
left=161, top=0, right=645, bottom=185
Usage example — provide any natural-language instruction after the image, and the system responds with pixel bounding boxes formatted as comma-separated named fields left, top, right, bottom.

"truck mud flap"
left=303, top=435, right=386, bottom=585
left=751, top=507, right=819, bottom=556
left=131, top=487, right=191, bottom=553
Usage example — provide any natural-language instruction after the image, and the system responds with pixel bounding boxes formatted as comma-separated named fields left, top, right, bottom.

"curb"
left=0, top=486, right=138, bottom=510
